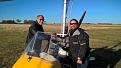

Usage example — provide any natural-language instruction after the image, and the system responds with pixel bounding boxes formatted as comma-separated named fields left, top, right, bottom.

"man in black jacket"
left=26, top=15, right=44, bottom=44
left=68, top=19, right=90, bottom=68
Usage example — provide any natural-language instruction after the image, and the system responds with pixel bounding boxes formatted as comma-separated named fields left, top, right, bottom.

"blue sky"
left=0, top=0, right=121, bottom=24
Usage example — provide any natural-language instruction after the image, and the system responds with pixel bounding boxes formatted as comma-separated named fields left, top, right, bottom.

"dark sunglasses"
left=40, top=19, right=43, bottom=20
left=70, top=23, right=77, bottom=25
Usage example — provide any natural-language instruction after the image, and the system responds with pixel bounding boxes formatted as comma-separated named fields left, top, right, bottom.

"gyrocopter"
left=12, top=0, right=94, bottom=68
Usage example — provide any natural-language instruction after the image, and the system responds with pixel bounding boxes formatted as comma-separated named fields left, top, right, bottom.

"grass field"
left=0, top=24, right=121, bottom=68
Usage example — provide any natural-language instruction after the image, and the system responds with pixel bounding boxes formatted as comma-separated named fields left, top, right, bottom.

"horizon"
left=0, top=0, right=121, bottom=24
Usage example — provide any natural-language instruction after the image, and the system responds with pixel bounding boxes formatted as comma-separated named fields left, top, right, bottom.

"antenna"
left=70, top=0, right=74, bottom=18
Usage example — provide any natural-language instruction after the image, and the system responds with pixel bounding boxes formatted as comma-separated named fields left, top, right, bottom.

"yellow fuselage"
left=12, top=54, right=61, bottom=68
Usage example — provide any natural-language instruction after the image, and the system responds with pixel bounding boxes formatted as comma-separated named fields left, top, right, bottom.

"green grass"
left=88, top=28, right=121, bottom=68
left=0, top=24, right=28, bottom=67
left=0, top=24, right=121, bottom=68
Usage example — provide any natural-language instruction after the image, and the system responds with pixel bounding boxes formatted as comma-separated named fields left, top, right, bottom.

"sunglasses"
left=39, top=19, right=44, bottom=20
left=70, top=23, right=77, bottom=25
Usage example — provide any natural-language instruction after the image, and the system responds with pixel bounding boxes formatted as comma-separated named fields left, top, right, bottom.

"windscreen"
left=24, top=31, right=51, bottom=57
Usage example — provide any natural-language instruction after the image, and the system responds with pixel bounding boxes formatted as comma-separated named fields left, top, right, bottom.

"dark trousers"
left=58, top=56, right=88, bottom=68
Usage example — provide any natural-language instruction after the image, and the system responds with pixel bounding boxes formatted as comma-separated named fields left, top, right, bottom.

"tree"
left=1, top=20, right=16, bottom=24
left=24, top=20, right=35, bottom=24
left=16, top=19, right=21, bottom=23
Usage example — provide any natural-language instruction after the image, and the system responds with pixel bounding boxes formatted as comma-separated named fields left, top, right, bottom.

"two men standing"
left=25, top=15, right=90, bottom=68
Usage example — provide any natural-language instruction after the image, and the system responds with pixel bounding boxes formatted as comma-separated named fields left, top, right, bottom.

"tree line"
left=0, top=19, right=115, bottom=25
left=0, top=19, right=36, bottom=24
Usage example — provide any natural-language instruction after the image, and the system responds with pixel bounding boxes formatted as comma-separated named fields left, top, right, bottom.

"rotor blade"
left=0, top=0, right=13, bottom=2
left=78, top=11, right=86, bottom=28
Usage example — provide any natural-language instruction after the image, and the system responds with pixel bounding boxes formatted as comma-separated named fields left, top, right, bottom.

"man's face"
left=69, top=20, right=78, bottom=30
left=37, top=16, right=44, bottom=25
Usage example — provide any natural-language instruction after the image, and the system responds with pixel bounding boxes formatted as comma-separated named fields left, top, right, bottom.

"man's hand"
left=77, top=57, right=82, bottom=64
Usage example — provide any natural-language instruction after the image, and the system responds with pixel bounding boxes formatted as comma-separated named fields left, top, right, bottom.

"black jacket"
left=68, top=28, right=90, bottom=62
left=26, top=21, right=44, bottom=44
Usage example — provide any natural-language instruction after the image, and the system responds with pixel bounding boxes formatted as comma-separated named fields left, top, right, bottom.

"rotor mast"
left=62, top=0, right=68, bottom=37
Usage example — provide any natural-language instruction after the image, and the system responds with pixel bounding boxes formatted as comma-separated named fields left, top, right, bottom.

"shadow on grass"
left=90, top=42, right=121, bottom=68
